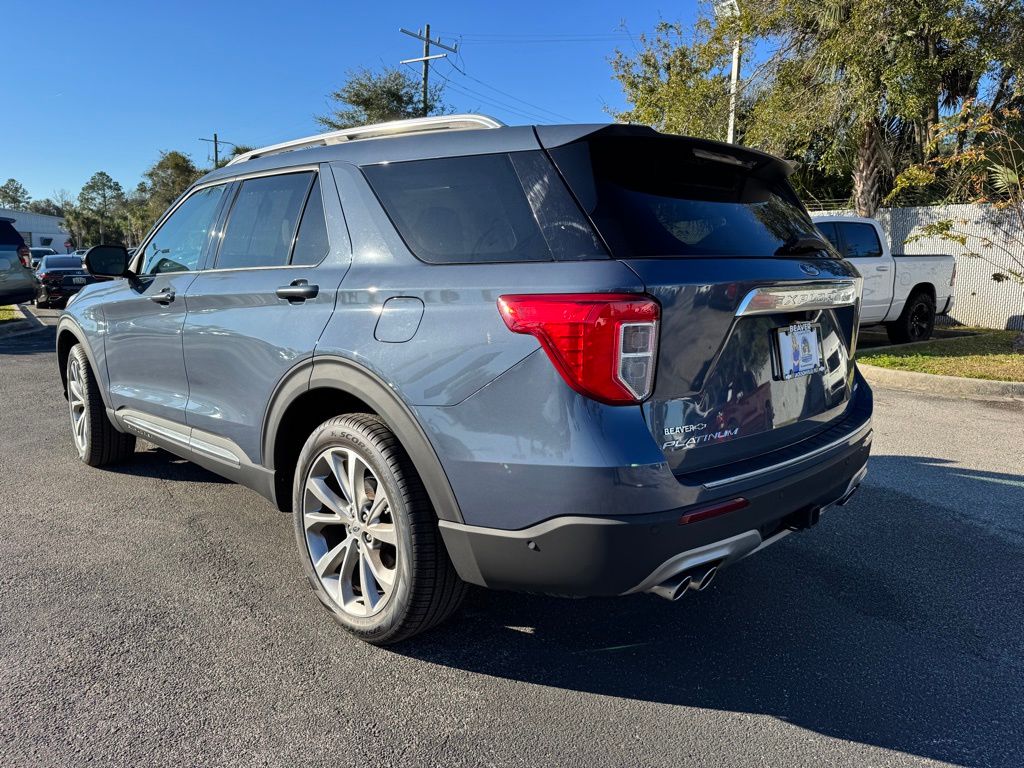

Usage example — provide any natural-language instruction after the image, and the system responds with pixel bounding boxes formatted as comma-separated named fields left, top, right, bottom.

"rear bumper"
left=439, top=414, right=872, bottom=597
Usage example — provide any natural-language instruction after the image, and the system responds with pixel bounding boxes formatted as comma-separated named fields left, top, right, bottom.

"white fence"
left=823, top=204, right=1024, bottom=330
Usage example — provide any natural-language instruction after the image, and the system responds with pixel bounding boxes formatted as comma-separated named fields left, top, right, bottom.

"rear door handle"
left=875, top=265, right=890, bottom=272
left=276, top=279, right=319, bottom=303
left=149, top=287, right=175, bottom=304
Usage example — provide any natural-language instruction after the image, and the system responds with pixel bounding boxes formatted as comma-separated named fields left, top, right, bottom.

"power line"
left=421, top=65, right=554, bottom=123
left=447, top=65, right=575, bottom=122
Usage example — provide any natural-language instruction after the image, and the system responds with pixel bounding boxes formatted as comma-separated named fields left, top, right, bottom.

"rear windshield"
left=44, top=256, right=82, bottom=269
left=362, top=150, right=607, bottom=265
left=548, top=136, right=821, bottom=259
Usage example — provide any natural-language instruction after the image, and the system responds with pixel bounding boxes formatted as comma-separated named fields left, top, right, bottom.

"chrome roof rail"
left=226, top=114, right=505, bottom=166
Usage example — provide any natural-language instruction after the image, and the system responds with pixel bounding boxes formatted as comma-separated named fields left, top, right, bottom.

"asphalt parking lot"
left=1, top=314, right=1022, bottom=768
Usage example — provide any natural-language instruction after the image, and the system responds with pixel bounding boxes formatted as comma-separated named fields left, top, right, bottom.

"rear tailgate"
left=539, top=125, right=864, bottom=474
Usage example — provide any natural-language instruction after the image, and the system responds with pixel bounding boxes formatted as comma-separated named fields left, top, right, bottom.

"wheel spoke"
left=364, top=550, right=396, bottom=590
left=366, top=521, right=396, bottom=545
left=327, top=449, right=356, bottom=506
left=315, top=538, right=353, bottom=578
left=304, top=510, right=344, bottom=529
left=69, top=379, right=83, bottom=402
left=307, top=475, right=349, bottom=518
left=365, top=492, right=389, bottom=526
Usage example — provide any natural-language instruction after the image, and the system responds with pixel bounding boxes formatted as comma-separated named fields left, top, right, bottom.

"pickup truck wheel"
left=293, top=413, right=465, bottom=645
left=66, top=344, right=137, bottom=466
left=886, top=291, right=935, bottom=344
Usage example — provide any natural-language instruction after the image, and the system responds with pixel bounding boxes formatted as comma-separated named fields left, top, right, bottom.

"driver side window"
left=140, top=185, right=227, bottom=275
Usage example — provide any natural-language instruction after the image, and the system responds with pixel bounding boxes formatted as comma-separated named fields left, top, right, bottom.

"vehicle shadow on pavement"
left=396, top=456, right=1024, bottom=767
left=117, top=447, right=232, bottom=484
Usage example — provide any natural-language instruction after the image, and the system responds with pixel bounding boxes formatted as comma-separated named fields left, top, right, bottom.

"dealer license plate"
left=73, top=277, right=86, bottom=285
left=777, top=323, right=824, bottom=380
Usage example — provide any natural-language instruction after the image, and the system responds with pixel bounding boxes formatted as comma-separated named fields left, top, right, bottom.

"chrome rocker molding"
left=114, top=409, right=277, bottom=500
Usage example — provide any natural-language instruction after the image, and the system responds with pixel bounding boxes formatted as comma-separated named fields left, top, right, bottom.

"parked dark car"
left=56, top=115, right=872, bottom=644
left=0, top=218, right=35, bottom=306
left=30, top=247, right=59, bottom=269
left=35, top=254, right=95, bottom=308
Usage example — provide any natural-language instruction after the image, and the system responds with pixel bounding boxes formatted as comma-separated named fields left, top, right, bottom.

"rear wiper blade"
left=775, top=234, right=831, bottom=256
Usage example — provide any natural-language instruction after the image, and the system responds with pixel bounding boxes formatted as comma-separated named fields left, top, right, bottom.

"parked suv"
left=0, top=218, right=35, bottom=306
left=57, top=116, right=872, bottom=644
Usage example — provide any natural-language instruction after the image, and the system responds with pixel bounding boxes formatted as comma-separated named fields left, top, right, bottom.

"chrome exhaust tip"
left=649, top=573, right=692, bottom=602
left=648, top=563, right=720, bottom=601
left=687, top=564, right=717, bottom=592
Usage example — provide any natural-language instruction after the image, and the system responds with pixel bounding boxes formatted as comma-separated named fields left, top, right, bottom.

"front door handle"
left=149, top=287, right=175, bottom=304
left=876, top=265, right=890, bottom=272
left=276, top=279, right=319, bottom=303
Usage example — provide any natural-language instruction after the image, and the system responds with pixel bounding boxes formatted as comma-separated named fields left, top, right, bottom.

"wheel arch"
left=55, top=319, right=107, bottom=407
left=262, top=356, right=463, bottom=523
left=907, top=282, right=936, bottom=304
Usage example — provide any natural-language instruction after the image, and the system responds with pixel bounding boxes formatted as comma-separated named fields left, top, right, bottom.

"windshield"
left=548, top=136, right=828, bottom=259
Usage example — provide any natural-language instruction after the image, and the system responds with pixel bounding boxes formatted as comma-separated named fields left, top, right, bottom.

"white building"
left=0, top=207, right=71, bottom=251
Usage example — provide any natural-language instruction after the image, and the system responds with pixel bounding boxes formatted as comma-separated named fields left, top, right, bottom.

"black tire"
left=292, top=413, right=465, bottom=645
left=66, top=344, right=136, bottom=467
left=886, top=291, right=936, bottom=344
left=36, top=293, right=49, bottom=310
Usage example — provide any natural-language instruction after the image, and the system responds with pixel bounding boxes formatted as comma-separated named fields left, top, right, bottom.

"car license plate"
left=777, top=323, right=823, bottom=380
left=73, top=277, right=86, bottom=285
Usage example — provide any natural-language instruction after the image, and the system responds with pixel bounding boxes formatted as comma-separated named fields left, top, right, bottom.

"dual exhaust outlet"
left=648, top=563, right=719, bottom=602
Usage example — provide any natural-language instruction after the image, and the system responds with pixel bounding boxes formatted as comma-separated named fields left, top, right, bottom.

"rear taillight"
left=497, top=293, right=660, bottom=405
left=17, top=245, right=30, bottom=268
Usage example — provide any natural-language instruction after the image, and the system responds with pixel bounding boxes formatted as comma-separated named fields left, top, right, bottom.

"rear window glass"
left=43, top=256, right=82, bottom=269
left=0, top=222, right=24, bottom=246
left=362, top=151, right=606, bottom=264
left=548, top=137, right=821, bottom=258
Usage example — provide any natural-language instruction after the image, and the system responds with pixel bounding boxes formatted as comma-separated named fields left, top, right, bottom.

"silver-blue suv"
left=57, top=115, right=872, bottom=644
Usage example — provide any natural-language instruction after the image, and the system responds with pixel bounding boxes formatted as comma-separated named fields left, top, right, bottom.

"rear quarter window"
left=548, top=136, right=822, bottom=259
left=362, top=151, right=606, bottom=265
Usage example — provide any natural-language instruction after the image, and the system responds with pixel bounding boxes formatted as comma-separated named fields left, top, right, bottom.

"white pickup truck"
left=812, top=215, right=957, bottom=343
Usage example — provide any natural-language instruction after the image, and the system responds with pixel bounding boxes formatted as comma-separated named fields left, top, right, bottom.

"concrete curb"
left=0, top=304, right=46, bottom=340
left=858, top=362, right=1024, bottom=400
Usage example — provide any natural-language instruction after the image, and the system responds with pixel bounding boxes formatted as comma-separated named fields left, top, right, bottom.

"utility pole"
left=199, top=133, right=239, bottom=168
left=400, top=25, right=458, bottom=118
left=727, top=39, right=740, bottom=144
left=714, top=0, right=742, bottom=144
left=422, top=24, right=430, bottom=117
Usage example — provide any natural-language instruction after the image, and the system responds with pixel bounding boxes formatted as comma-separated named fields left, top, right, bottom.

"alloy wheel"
left=67, top=356, right=89, bottom=457
left=301, top=446, right=399, bottom=618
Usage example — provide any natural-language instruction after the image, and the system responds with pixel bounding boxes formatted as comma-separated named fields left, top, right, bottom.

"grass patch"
left=858, top=331, right=1024, bottom=382
left=0, top=305, right=23, bottom=324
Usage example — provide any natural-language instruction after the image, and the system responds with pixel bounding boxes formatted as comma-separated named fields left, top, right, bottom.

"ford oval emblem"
left=800, top=263, right=820, bottom=276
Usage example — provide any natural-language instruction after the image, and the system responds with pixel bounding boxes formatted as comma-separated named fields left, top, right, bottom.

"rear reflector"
left=678, top=497, right=749, bottom=525
left=497, top=293, right=659, bottom=405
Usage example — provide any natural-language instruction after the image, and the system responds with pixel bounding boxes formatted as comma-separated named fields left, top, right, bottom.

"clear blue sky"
left=3, top=0, right=693, bottom=201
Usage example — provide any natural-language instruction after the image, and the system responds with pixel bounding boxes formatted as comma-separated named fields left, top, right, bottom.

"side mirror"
left=84, top=244, right=130, bottom=278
